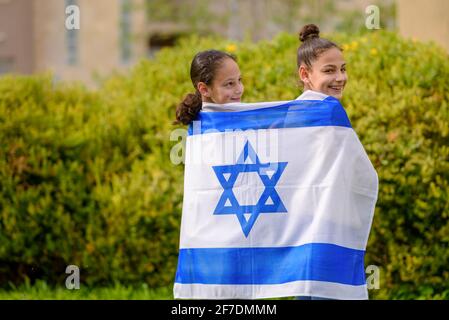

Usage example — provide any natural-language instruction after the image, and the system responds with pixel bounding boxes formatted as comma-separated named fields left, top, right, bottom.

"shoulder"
left=296, top=90, right=329, bottom=101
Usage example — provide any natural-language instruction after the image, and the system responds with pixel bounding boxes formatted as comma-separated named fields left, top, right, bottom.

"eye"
left=226, top=82, right=234, bottom=87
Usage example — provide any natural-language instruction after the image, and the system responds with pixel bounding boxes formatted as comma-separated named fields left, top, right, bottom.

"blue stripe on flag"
left=188, top=97, right=352, bottom=135
left=175, top=243, right=366, bottom=286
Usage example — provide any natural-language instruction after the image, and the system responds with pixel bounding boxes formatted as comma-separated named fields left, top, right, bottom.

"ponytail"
left=174, top=91, right=202, bottom=125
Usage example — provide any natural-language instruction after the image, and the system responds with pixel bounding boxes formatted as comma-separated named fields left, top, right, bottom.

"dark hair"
left=297, top=24, right=342, bottom=69
left=174, top=50, right=236, bottom=125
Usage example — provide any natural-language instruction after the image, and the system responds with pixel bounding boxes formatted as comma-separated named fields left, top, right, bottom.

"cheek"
left=216, top=88, right=227, bottom=99
left=219, top=89, right=232, bottom=101
left=313, top=77, right=326, bottom=88
left=319, top=75, right=334, bottom=86
left=311, top=73, right=327, bottom=86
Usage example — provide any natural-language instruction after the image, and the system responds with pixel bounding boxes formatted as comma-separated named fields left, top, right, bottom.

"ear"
left=197, top=82, right=210, bottom=98
left=298, top=65, right=310, bottom=84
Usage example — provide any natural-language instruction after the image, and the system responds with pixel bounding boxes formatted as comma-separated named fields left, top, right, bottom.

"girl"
left=296, top=24, right=347, bottom=102
left=295, top=23, right=348, bottom=300
left=174, top=49, right=244, bottom=125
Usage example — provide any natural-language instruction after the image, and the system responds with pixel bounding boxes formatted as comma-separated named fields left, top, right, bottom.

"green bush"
left=0, top=75, right=182, bottom=288
left=0, top=31, right=448, bottom=299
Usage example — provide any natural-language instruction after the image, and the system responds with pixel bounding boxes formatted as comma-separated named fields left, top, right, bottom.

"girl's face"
left=299, top=47, right=347, bottom=100
left=199, top=58, right=244, bottom=104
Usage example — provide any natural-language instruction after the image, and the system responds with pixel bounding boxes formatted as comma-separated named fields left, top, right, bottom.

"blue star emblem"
left=212, top=141, right=288, bottom=237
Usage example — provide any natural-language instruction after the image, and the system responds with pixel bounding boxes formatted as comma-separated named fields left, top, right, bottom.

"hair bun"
left=299, top=24, right=320, bottom=42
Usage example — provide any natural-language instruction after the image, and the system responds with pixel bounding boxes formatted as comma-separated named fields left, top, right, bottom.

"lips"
left=329, top=86, right=343, bottom=91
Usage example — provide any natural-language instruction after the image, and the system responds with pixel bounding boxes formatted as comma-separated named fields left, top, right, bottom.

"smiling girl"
left=174, top=50, right=244, bottom=125
left=296, top=24, right=347, bottom=101
left=295, top=24, right=351, bottom=301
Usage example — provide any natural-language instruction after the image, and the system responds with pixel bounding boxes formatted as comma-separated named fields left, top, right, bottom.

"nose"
left=236, top=82, right=244, bottom=95
left=335, top=71, right=347, bottom=82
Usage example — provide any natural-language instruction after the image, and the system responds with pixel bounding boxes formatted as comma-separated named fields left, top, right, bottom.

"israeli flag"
left=174, top=94, right=378, bottom=300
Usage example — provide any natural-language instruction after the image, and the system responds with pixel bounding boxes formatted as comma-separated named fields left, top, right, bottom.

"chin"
left=326, top=90, right=343, bottom=100
left=330, top=93, right=343, bottom=100
left=324, top=86, right=345, bottom=100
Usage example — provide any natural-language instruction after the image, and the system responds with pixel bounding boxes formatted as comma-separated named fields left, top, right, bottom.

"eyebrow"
left=223, top=76, right=241, bottom=82
left=322, top=63, right=346, bottom=68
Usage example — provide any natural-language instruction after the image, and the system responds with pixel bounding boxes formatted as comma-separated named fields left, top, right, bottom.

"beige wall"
left=0, top=0, right=34, bottom=73
left=32, top=0, right=65, bottom=72
left=33, top=0, right=146, bottom=86
left=398, top=0, right=449, bottom=52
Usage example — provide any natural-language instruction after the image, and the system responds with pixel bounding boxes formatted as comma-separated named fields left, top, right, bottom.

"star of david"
left=212, top=141, right=288, bottom=237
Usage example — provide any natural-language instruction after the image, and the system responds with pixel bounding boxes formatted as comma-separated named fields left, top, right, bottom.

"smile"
left=329, top=86, right=343, bottom=90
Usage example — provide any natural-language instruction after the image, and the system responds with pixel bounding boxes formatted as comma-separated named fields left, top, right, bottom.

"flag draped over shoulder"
left=174, top=96, right=378, bottom=300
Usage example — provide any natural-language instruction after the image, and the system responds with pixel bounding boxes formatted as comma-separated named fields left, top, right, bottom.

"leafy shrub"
left=0, top=31, right=448, bottom=299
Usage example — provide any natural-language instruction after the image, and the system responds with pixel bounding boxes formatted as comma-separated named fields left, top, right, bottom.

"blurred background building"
left=397, top=0, right=449, bottom=53
left=0, top=0, right=446, bottom=87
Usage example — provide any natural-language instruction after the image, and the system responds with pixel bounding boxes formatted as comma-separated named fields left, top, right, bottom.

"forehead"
left=214, top=58, right=240, bottom=79
left=314, top=47, right=345, bottom=66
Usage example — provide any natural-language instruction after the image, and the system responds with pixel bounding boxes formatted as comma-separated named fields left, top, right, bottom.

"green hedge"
left=0, top=76, right=182, bottom=288
left=0, top=30, right=448, bottom=299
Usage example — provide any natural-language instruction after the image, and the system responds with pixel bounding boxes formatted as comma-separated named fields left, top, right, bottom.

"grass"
left=0, top=280, right=297, bottom=300
left=0, top=281, right=173, bottom=300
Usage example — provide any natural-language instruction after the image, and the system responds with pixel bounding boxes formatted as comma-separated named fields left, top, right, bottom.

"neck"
left=202, top=97, right=214, bottom=103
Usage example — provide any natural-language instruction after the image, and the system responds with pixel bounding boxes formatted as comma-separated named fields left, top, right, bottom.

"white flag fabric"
left=173, top=96, right=378, bottom=300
